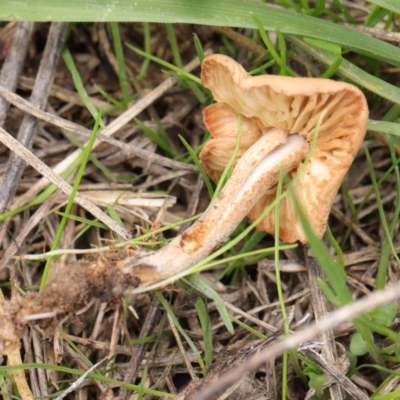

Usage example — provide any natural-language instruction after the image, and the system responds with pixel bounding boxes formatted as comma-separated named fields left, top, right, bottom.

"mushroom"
left=200, top=55, right=369, bottom=243
left=126, top=54, right=368, bottom=288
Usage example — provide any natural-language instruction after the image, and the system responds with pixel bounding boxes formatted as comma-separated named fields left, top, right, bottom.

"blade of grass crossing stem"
left=110, top=22, right=130, bottom=108
left=134, top=121, right=331, bottom=292
left=178, top=134, right=214, bottom=198
left=194, top=296, right=213, bottom=368
left=186, top=274, right=234, bottom=334
left=62, top=48, right=105, bottom=129
left=39, top=110, right=102, bottom=290
left=196, top=246, right=296, bottom=271
left=193, top=34, right=205, bottom=64
left=156, top=292, right=207, bottom=375
left=126, top=43, right=201, bottom=85
left=57, top=328, right=104, bottom=376
left=139, top=124, right=324, bottom=290
left=212, top=114, right=242, bottom=201
left=218, top=231, right=266, bottom=280
left=132, top=23, right=151, bottom=82
left=365, top=147, right=400, bottom=266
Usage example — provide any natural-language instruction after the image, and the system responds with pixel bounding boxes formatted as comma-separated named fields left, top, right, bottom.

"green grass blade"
left=132, top=22, right=151, bottom=82
left=110, top=22, right=130, bottom=107
left=368, top=120, right=400, bottom=136
left=165, top=23, right=182, bottom=67
left=193, top=34, right=205, bottom=64
left=62, top=48, right=105, bottom=129
left=194, top=296, right=213, bottom=368
left=156, top=292, right=207, bottom=375
left=135, top=118, right=179, bottom=157
left=4, top=1, right=400, bottom=66
left=178, top=134, right=214, bottom=198
left=126, top=43, right=202, bottom=85
left=186, top=274, right=234, bottom=335
left=230, top=316, right=267, bottom=339
left=56, top=212, right=108, bottom=229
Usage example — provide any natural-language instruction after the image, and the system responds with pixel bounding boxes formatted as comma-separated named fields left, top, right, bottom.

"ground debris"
left=0, top=250, right=141, bottom=348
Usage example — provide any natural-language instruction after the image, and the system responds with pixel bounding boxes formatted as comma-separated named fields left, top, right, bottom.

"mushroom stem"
left=126, top=130, right=309, bottom=287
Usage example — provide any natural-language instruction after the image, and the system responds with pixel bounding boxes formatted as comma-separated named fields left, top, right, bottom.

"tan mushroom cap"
left=200, top=54, right=369, bottom=243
